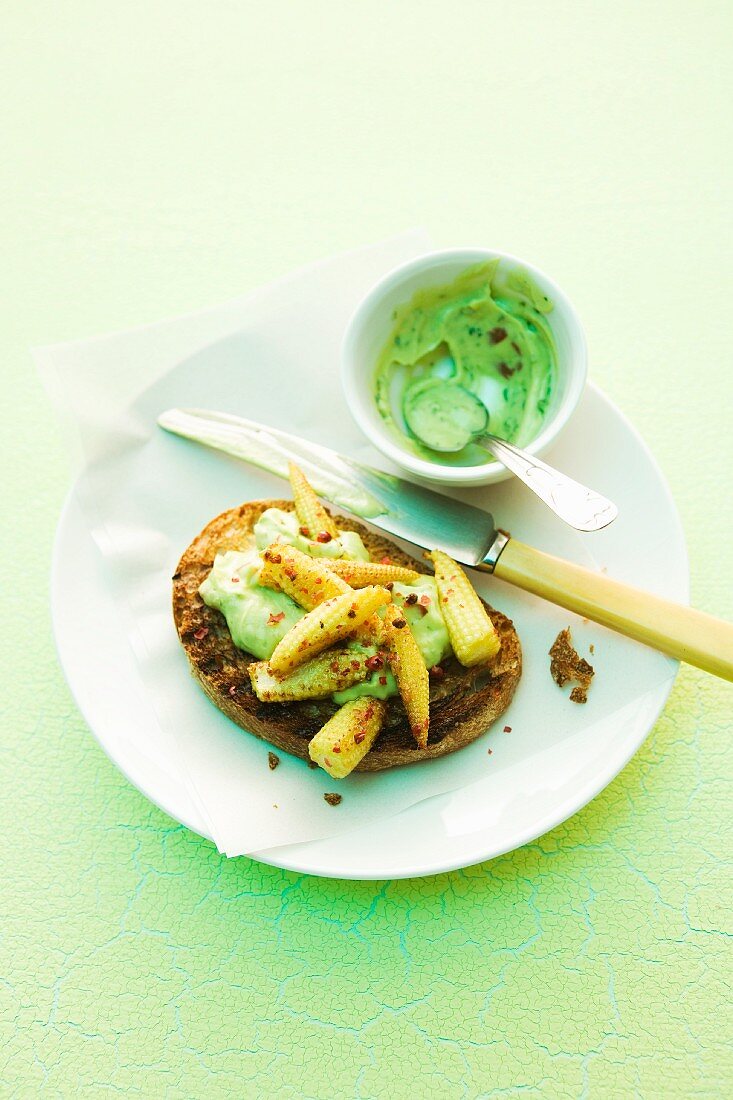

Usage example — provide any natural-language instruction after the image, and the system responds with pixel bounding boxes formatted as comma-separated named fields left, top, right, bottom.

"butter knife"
left=158, top=408, right=733, bottom=681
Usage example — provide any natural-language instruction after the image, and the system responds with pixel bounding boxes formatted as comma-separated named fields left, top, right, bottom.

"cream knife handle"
left=490, top=539, right=733, bottom=681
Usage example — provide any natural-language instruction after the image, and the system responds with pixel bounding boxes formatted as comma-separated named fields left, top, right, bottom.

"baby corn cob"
left=260, top=543, right=350, bottom=610
left=428, top=548, right=500, bottom=666
left=288, top=461, right=339, bottom=540
left=309, top=697, right=387, bottom=778
left=383, top=603, right=430, bottom=748
left=249, top=647, right=369, bottom=702
left=321, top=558, right=420, bottom=587
left=268, top=585, right=391, bottom=674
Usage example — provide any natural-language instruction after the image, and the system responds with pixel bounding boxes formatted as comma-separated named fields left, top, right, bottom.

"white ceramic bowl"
left=342, top=248, right=588, bottom=486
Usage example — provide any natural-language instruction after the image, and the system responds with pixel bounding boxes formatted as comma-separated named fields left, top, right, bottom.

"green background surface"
left=2, top=2, right=731, bottom=1096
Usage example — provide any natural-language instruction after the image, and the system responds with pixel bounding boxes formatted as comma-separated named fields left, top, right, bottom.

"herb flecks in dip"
left=374, top=261, right=557, bottom=466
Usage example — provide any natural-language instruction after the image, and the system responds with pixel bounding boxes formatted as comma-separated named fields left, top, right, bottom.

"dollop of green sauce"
left=374, top=260, right=557, bottom=465
left=198, top=548, right=302, bottom=661
left=199, top=510, right=452, bottom=700
left=254, top=507, right=371, bottom=562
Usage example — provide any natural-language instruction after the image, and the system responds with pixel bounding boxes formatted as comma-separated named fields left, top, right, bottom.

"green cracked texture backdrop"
left=1, top=1, right=731, bottom=1096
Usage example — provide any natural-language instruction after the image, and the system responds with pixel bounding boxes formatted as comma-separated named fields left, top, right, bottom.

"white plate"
left=52, top=385, right=687, bottom=879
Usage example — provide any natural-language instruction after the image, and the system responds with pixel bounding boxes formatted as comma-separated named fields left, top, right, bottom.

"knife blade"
left=157, top=408, right=504, bottom=568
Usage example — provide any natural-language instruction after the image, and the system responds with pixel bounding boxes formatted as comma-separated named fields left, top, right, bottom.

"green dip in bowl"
left=374, top=261, right=557, bottom=466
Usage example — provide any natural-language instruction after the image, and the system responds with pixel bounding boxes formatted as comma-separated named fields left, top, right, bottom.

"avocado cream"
left=198, top=549, right=304, bottom=660
left=374, top=260, right=557, bottom=465
left=254, top=507, right=371, bottom=562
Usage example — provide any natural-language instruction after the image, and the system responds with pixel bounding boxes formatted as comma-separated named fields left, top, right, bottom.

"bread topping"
left=199, top=520, right=452, bottom=691
left=334, top=576, right=451, bottom=703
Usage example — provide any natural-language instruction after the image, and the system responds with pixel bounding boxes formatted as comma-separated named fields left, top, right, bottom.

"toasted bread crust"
left=172, top=500, right=522, bottom=770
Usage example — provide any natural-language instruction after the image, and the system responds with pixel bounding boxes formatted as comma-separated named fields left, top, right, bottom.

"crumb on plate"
left=549, top=628, right=595, bottom=704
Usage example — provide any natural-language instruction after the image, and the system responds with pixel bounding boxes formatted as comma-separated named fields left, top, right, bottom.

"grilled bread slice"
left=172, top=500, right=522, bottom=770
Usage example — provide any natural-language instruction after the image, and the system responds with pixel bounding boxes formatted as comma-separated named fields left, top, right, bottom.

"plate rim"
left=50, top=382, right=689, bottom=879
